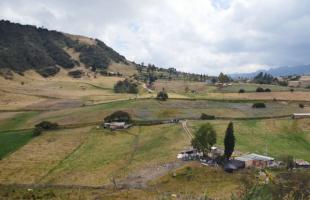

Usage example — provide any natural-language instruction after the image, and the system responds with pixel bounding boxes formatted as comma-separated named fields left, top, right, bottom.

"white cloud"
left=1, top=0, right=310, bottom=75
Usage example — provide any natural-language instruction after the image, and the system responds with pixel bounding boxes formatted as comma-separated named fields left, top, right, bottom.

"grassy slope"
left=40, top=124, right=188, bottom=186
left=0, top=130, right=33, bottom=159
left=24, top=99, right=309, bottom=127
left=188, top=119, right=310, bottom=160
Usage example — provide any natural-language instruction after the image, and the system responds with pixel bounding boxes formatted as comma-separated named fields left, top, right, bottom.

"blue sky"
left=1, top=0, right=310, bottom=75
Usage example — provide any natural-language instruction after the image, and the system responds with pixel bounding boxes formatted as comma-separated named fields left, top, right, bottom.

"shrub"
left=299, top=104, right=304, bottom=108
left=157, top=91, right=168, bottom=101
left=35, top=121, right=59, bottom=130
left=37, top=66, right=60, bottom=77
left=252, top=102, right=266, bottom=108
left=200, top=113, right=215, bottom=120
left=264, top=88, right=271, bottom=92
left=114, top=79, right=138, bottom=94
left=68, top=70, right=83, bottom=78
left=238, top=89, right=245, bottom=93
left=290, top=88, right=294, bottom=92
left=33, top=127, right=42, bottom=137
left=256, top=87, right=265, bottom=92
left=104, top=111, right=132, bottom=123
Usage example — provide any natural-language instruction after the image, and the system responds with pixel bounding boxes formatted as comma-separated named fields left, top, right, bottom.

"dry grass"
left=108, top=62, right=138, bottom=76
left=201, top=91, right=310, bottom=101
left=0, top=127, right=90, bottom=184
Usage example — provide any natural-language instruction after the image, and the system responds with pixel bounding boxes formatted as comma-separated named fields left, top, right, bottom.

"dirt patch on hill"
left=26, top=99, right=84, bottom=110
left=118, top=161, right=185, bottom=188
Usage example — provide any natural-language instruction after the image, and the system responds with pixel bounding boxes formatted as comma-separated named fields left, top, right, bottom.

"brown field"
left=0, top=127, right=90, bottom=184
left=205, top=91, right=310, bottom=101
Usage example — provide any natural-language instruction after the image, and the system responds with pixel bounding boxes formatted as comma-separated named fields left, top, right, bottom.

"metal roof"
left=235, top=153, right=274, bottom=162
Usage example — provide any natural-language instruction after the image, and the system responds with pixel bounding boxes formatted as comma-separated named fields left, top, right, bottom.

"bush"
left=156, top=91, right=168, bottom=101
left=290, top=88, right=294, bottom=92
left=104, top=111, right=132, bottom=123
left=33, top=127, right=42, bottom=137
left=114, top=79, right=138, bottom=94
left=299, top=104, right=304, bottom=108
left=238, top=89, right=245, bottom=93
left=37, top=66, right=60, bottom=77
left=68, top=70, right=83, bottom=78
left=200, top=113, right=215, bottom=120
left=256, top=87, right=265, bottom=92
left=35, top=121, right=59, bottom=130
left=264, top=88, right=271, bottom=92
left=252, top=102, right=266, bottom=108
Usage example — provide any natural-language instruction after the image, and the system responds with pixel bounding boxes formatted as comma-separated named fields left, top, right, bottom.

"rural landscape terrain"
left=0, top=20, right=310, bottom=200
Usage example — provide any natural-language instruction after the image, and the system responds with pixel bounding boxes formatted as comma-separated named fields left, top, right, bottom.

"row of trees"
left=191, top=121, right=235, bottom=159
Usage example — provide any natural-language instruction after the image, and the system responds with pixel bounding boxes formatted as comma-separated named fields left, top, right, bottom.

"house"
left=208, top=146, right=223, bottom=159
left=292, top=113, right=310, bottom=119
left=103, top=122, right=131, bottom=130
left=177, top=149, right=203, bottom=161
left=295, top=159, right=310, bottom=168
left=224, top=160, right=245, bottom=173
left=235, top=153, right=274, bottom=169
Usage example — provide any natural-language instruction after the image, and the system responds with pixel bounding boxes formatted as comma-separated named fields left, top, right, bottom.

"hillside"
left=231, top=65, right=310, bottom=79
left=0, top=20, right=127, bottom=77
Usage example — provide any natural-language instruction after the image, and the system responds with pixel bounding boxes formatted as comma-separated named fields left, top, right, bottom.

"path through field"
left=181, top=120, right=193, bottom=141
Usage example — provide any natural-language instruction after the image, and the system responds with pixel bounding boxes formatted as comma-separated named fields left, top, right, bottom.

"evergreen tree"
left=224, top=121, right=235, bottom=159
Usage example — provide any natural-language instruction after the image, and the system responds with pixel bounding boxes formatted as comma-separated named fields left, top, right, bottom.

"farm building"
left=295, top=159, right=310, bottom=168
left=208, top=146, right=223, bottom=159
left=292, top=113, right=310, bottom=119
left=177, top=149, right=203, bottom=161
left=235, top=153, right=274, bottom=169
left=224, top=160, right=245, bottom=173
left=103, top=122, right=132, bottom=130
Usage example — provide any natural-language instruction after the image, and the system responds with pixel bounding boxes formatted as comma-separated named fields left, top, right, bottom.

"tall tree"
left=191, top=123, right=217, bottom=155
left=224, top=121, right=235, bottom=159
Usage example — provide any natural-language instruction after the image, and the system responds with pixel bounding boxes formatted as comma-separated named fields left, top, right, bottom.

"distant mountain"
left=0, top=20, right=127, bottom=77
left=230, top=65, right=310, bottom=79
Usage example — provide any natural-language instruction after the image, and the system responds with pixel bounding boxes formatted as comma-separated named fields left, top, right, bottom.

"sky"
left=1, top=0, right=310, bottom=75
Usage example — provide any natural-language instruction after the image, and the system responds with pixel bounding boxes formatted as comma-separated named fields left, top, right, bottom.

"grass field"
left=40, top=124, right=188, bottom=186
left=0, top=130, right=33, bottom=159
left=22, top=99, right=309, bottom=127
left=188, top=118, right=310, bottom=161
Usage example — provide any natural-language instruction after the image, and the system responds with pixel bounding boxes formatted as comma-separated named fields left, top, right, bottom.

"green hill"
left=0, top=20, right=127, bottom=76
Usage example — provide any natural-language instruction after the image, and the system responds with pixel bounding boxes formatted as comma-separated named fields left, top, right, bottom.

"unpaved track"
left=181, top=120, right=193, bottom=141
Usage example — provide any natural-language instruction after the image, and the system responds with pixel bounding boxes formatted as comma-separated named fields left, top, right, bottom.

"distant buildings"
left=288, top=75, right=310, bottom=88
left=292, top=113, right=310, bottom=119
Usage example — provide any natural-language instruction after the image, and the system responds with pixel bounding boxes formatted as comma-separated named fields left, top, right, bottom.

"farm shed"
left=292, top=113, right=310, bottom=119
left=235, top=153, right=274, bottom=169
left=224, top=160, right=245, bottom=173
left=177, top=149, right=203, bottom=161
left=103, top=122, right=131, bottom=130
left=295, top=159, right=310, bottom=168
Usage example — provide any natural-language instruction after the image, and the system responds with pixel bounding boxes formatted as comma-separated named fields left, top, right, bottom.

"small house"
left=235, top=153, right=274, bottom=169
left=103, top=122, right=131, bottom=130
left=177, top=149, right=203, bottom=161
left=295, top=159, right=310, bottom=168
left=292, top=113, right=310, bottom=119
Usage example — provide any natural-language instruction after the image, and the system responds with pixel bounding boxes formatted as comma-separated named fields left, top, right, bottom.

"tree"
left=218, top=72, right=230, bottom=83
left=191, top=123, right=217, bottom=155
left=104, top=111, right=132, bottom=123
left=256, top=87, right=265, bottom=92
left=156, top=88, right=168, bottom=101
left=224, top=122, right=235, bottom=159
